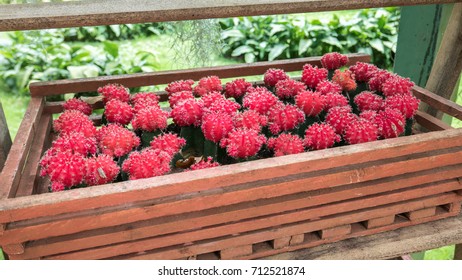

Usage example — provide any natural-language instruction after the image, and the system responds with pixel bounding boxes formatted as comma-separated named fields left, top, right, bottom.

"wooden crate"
left=1, top=54, right=462, bottom=260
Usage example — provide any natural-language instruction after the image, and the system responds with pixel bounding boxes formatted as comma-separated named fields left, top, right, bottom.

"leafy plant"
left=62, top=23, right=166, bottom=42
left=0, top=30, right=161, bottom=96
left=219, top=8, right=400, bottom=69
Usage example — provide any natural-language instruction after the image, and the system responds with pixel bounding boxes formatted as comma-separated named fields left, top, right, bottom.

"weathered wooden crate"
left=1, top=54, right=462, bottom=260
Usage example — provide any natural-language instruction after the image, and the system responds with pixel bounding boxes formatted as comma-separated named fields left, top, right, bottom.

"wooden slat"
left=2, top=128, right=462, bottom=226
left=1, top=0, right=460, bottom=31
left=414, top=111, right=453, bottom=131
left=260, top=212, right=462, bottom=260
left=3, top=146, right=462, bottom=245
left=29, top=54, right=369, bottom=97
left=422, top=3, right=462, bottom=118
left=104, top=193, right=459, bottom=260
left=0, top=97, right=44, bottom=200
left=0, top=102, right=12, bottom=172
left=15, top=171, right=462, bottom=259
left=413, top=86, right=462, bottom=120
left=15, top=114, right=52, bottom=197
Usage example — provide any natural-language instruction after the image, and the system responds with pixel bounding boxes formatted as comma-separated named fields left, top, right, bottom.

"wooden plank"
left=102, top=193, right=459, bottom=260
left=0, top=102, right=12, bottom=172
left=2, top=128, right=462, bottom=225
left=3, top=146, right=462, bottom=245
left=17, top=165, right=462, bottom=259
left=455, top=244, right=462, bottom=260
left=363, top=216, right=396, bottom=229
left=261, top=213, right=462, bottom=260
left=1, top=0, right=460, bottom=31
left=405, top=207, right=437, bottom=220
left=29, top=54, right=369, bottom=97
left=18, top=181, right=462, bottom=259
left=414, top=111, right=453, bottom=131
left=0, top=97, right=44, bottom=199
left=220, top=245, right=252, bottom=259
left=15, top=166, right=462, bottom=259
left=15, top=114, right=52, bottom=197
left=320, top=225, right=352, bottom=239
left=423, top=3, right=462, bottom=118
left=413, top=86, right=462, bottom=120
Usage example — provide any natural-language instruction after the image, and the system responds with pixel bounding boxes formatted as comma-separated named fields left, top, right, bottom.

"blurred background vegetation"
left=0, top=4, right=460, bottom=260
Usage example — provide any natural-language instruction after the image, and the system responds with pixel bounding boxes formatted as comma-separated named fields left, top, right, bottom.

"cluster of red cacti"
left=40, top=52, right=421, bottom=193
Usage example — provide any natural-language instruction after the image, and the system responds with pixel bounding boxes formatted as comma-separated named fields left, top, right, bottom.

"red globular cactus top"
left=304, top=123, right=340, bottom=150
left=332, top=69, right=357, bottom=92
left=54, top=110, right=97, bottom=138
left=225, top=79, right=252, bottom=99
left=98, top=83, right=130, bottom=103
left=267, top=133, right=305, bottom=157
left=104, top=99, right=134, bottom=125
left=194, top=76, right=223, bottom=96
left=301, top=64, right=328, bottom=89
left=268, top=104, right=305, bottom=134
left=354, top=91, right=384, bottom=112
left=220, top=128, right=266, bottom=159
left=275, top=79, right=306, bottom=99
left=122, top=148, right=172, bottom=180
left=131, top=105, right=168, bottom=132
left=189, top=157, right=220, bottom=171
left=201, top=112, right=235, bottom=143
left=171, top=99, right=204, bottom=127
left=349, top=62, right=379, bottom=82
left=264, top=68, right=289, bottom=87
left=150, top=133, right=187, bottom=156
left=321, top=52, right=349, bottom=70
left=85, top=154, right=120, bottom=186
left=242, top=87, right=279, bottom=115
left=63, top=98, right=92, bottom=115
left=97, top=124, right=140, bottom=157
left=165, top=79, right=195, bottom=94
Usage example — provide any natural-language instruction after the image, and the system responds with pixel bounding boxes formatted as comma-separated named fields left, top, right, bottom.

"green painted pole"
left=393, top=5, right=444, bottom=87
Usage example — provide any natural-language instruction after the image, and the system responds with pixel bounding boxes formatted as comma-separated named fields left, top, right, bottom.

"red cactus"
left=267, top=133, right=305, bottom=156
left=321, top=52, right=349, bottom=70
left=189, top=157, right=220, bottom=171
left=372, top=108, right=406, bottom=139
left=150, top=133, right=186, bottom=156
left=97, top=124, right=140, bottom=157
left=85, top=154, right=120, bottom=186
left=268, top=104, right=305, bottom=134
left=201, top=112, right=234, bottom=143
left=384, top=94, right=420, bottom=119
left=275, top=79, right=306, bottom=99
left=40, top=150, right=86, bottom=190
left=98, top=83, right=130, bottom=103
left=51, top=132, right=97, bottom=155
left=349, top=62, right=379, bottom=82
left=316, top=80, right=343, bottom=95
left=368, top=69, right=394, bottom=92
left=325, top=106, right=357, bottom=134
left=354, top=91, right=384, bottom=112
left=220, top=128, right=266, bottom=159
left=359, top=110, right=379, bottom=123
left=171, top=99, right=204, bottom=127
left=54, top=110, right=96, bottom=138
left=225, top=79, right=252, bottom=99
left=165, top=79, right=195, bottom=94
left=131, top=105, right=168, bottom=132
left=194, top=76, right=223, bottom=96
left=131, top=92, right=160, bottom=113
left=104, top=99, right=134, bottom=125
left=344, top=118, right=378, bottom=144
left=122, top=148, right=172, bottom=180
left=304, top=123, right=341, bottom=150
left=381, top=75, right=415, bottom=97
left=242, top=87, right=279, bottom=115
left=233, top=110, right=268, bottom=131
left=168, top=90, right=195, bottom=108
left=323, top=92, right=349, bottom=111
left=63, top=98, right=92, bottom=115
left=264, top=68, right=289, bottom=87
left=201, top=91, right=226, bottom=108
left=206, top=98, right=241, bottom=116
left=301, top=64, right=328, bottom=89
left=295, top=90, right=326, bottom=117
left=332, top=69, right=357, bottom=92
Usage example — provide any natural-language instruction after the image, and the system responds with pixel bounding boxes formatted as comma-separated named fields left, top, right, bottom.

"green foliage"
left=62, top=23, right=166, bottom=42
left=219, top=8, right=400, bottom=69
left=0, top=30, right=161, bottom=95
left=165, top=19, right=223, bottom=67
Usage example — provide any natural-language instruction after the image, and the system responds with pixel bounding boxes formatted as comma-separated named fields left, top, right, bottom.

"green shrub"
left=0, top=30, right=160, bottom=95
left=62, top=23, right=166, bottom=42
left=219, top=8, right=400, bottom=69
